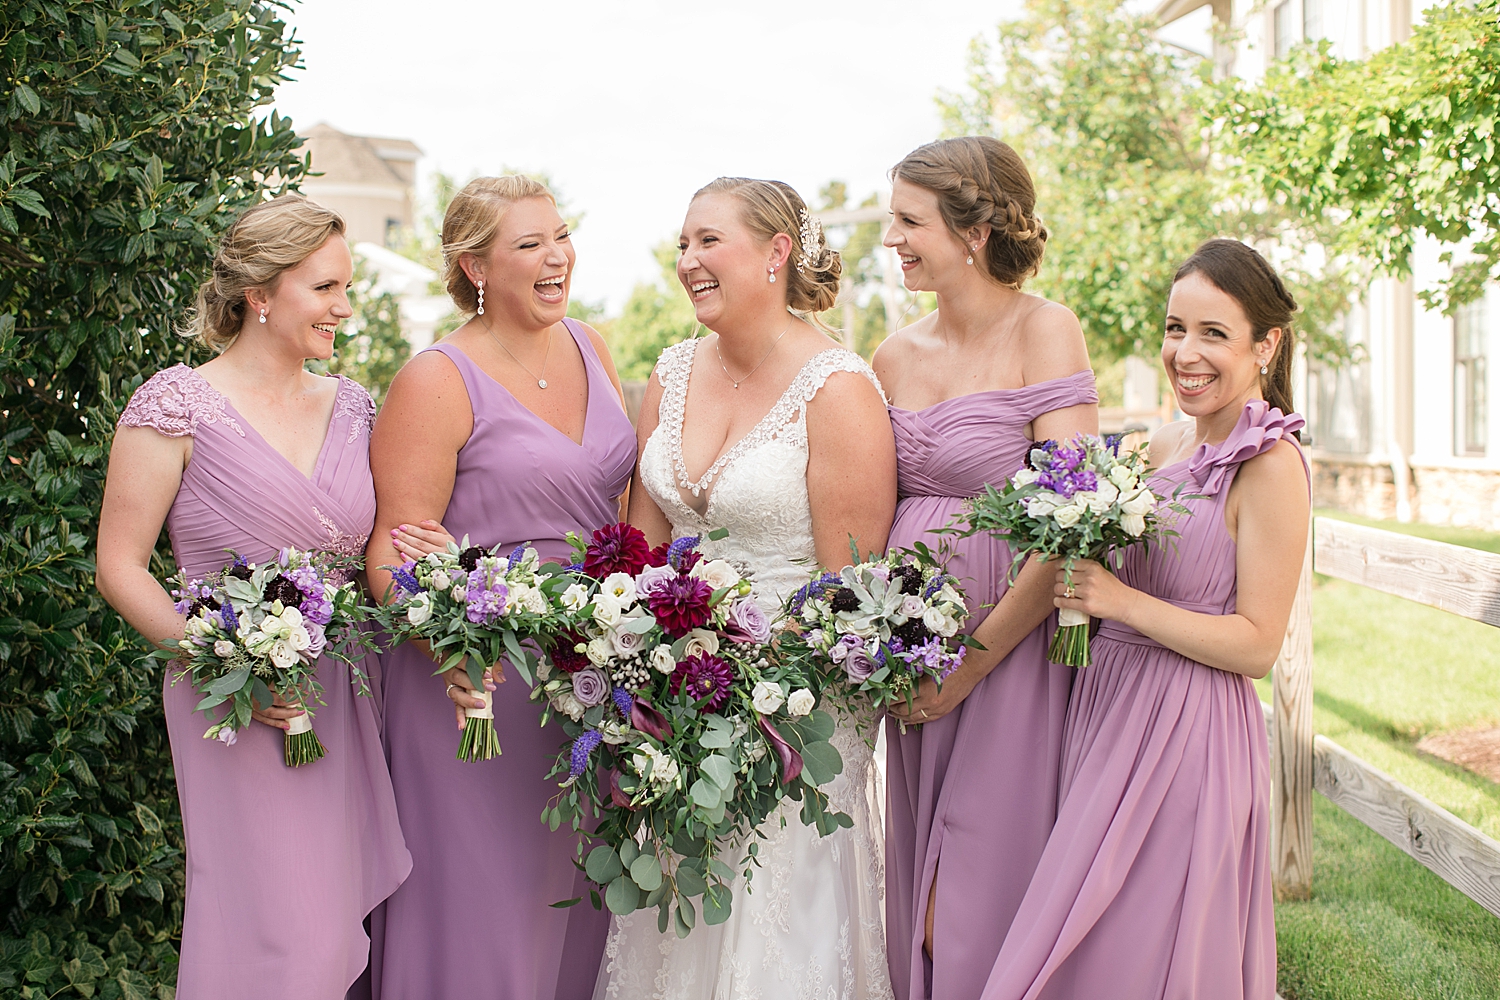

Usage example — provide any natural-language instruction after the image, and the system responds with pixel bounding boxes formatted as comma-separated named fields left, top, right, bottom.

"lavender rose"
left=723, top=598, right=772, bottom=644
left=634, top=563, right=677, bottom=597
left=843, top=641, right=876, bottom=683
left=571, top=667, right=610, bottom=707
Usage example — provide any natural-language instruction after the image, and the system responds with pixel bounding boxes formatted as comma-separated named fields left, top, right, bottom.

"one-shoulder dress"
left=368, top=320, right=637, bottom=1000
left=117, top=365, right=412, bottom=1000
left=981, top=401, right=1300, bottom=1000
left=883, top=372, right=1097, bottom=1000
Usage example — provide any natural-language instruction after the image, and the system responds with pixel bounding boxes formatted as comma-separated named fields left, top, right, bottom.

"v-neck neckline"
left=442, top=321, right=592, bottom=449
left=188, top=367, right=344, bottom=486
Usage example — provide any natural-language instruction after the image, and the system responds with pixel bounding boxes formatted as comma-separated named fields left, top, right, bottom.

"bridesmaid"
left=873, top=137, right=1097, bottom=1000
left=364, top=176, right=634, bottom=1000
left=96, top=195, right=411, bottom=998
left=982, top=239, right=1304, bottom=998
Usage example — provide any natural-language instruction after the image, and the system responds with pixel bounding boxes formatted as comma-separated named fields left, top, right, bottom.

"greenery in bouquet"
left=961, top=434, right=1189, bottom=666
left=533, top=524, right=848, bottom=938
left=374, top=537, right=572, bottom=761
left=779, top=542, right=975, bottom=729
left=154, top=549, right=370, bottom=766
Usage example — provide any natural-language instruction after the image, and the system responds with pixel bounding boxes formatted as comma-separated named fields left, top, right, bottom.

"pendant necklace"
left=485, top=319, right=553, bottom=389
left=716, top=322, right=791, bottom=389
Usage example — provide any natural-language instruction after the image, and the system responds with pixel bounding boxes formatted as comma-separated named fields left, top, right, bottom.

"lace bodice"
left=641, top=340, right=884, bottom=615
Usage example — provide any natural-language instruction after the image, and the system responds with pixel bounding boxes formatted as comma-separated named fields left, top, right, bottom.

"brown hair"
left=693, top=177, right=842, bottom=315
left=1172, top=239, right=1299, bottom=415
left=441, top=175, right=557, bottom=313
left=891, top=136, right=1047, bottom=289
left=183, top=194, right=346, bottom=353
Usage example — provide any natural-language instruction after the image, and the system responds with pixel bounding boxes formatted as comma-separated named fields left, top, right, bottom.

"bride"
left=594, top=177, right=898, bottom=999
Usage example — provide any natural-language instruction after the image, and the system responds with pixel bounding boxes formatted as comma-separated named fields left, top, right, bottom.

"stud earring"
left=258, top=309, right=267, bottom=324
left=768, top=267, right=777, bottom=284
left=476, top=280, right=485, bottom=315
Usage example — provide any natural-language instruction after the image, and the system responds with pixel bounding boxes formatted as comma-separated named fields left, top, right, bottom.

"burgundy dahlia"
left=549, top=629, right=591, bottom=674
left=669, top=652, right=735, bottom=713
left=644, top=543, right=671, bottom=568
left=583, top=522, right=651, bottom=578
left=645, top=573, right=713, bottom=636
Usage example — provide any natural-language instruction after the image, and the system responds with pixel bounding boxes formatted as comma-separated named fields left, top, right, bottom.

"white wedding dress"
left=593, top=340, right=894, bottom=1000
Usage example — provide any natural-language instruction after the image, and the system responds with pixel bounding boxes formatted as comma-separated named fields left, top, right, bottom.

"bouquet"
left=780, top=543, right=974, bottom=726
left=157, top=548, right=370, bottom=766
left=533, top=523, right=846, bottom=938
left=962, top=434, right=1185, bottom=667
left=375, top=538, right=571, bottom=761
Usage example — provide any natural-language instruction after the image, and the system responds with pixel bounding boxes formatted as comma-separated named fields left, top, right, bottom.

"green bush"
left=0, top=2, right=305, bottom=995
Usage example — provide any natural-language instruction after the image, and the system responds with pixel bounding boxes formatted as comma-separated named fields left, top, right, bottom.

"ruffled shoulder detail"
left=1186, top=399, right=1306, bottom=495
left=117, top=365, right=245, bottom=439
left=332, top=375, right=377, bottom=444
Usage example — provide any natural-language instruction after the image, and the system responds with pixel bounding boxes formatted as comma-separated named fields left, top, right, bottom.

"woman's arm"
left=805, top=372, right=897, bottom=570
left=1056, top=439, right=1309, bottom=678
left=625, top=366, right=674, bottom=548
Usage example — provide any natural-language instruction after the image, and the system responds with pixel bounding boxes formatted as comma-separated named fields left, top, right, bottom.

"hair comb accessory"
left=796, top=209, right=825, bottom=274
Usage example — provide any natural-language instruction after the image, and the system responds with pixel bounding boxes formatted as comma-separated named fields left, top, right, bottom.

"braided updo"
left=892, top=136, right=1047, bottom=289
left=693, top=177, right=843, bottom=314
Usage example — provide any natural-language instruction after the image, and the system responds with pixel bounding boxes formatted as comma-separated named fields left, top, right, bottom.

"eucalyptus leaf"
left=605, top=875, right=640, bottom=915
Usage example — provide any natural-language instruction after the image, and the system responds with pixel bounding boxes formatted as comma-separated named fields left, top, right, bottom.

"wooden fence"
left=1267, top=516, right=1500, bottom=918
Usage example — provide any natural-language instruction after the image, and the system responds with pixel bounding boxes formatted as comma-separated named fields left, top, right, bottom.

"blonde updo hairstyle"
left=441, top=175, right=557, bottom=314
left=694, top=177, right=842, bottom=315
left=184, top=194, right=347, bottom=353
left=892, top=136, right=1047, bottom=289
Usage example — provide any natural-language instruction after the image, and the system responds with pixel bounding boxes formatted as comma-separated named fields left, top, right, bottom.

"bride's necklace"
left=484, top=318, right=553, bottom=389
left=716, top=322, right=790, bottom=390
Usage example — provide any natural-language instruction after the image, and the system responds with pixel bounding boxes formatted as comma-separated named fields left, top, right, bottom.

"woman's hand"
left=1054, top=559, right=1138, bottom=623
left=392, top=519, right=457, bottom=561
left=887, top=668, right=981, bottom=726
left=442, top=663, right=499, bottom=731
left=250, top=688, right=306, bottom=731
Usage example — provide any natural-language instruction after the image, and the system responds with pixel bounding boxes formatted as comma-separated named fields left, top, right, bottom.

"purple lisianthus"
left=669, top=652, right=734, bottom=712
left=571, top=667, right=610, bottom=707
left=723, top=598, right=771, bottom=644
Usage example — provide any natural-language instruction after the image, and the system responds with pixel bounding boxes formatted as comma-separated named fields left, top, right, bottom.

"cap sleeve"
left=117, top=365, right=245, bottom=439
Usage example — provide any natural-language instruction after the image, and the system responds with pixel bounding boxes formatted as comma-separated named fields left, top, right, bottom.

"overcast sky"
left=272, top=0, right=1030, bottom=311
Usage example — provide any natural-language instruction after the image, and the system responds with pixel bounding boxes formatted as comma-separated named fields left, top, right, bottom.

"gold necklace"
left=715, top=322, right=791, bottom=390
left=484, top=318, right=553, bottom=389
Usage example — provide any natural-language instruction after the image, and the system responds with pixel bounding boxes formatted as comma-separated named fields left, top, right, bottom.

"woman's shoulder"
left=1017, top=296, right=1089, bottom=381
left=117, top=364, right=245, bottom=439
left=796, top=345, right=886, bottom=407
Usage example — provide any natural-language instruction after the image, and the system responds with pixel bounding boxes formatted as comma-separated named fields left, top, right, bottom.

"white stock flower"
left=213, top=640, right=236, bottom=658
left=1108, top=465, right=1138, bottom=491
left=586, top=637, right=614, bottom=666
left=681, top=629, right=720, bottom=659
left=550, top=690, right=586, bottom=721
left=519, top=587, right=547, bottom=615
left=561, top=583, right=590, bottom=611
left=1012, top=467, right=1041, bottom=487
left=786, top=688, right=815, bottom=717
left=751, top=681, right=785, bottom=714
left=428, top=569, right=451, bottom=592
left=1120, top=488, right=1157, bottom=516
left=634, top=745, right=679, bottom=785
left=405, top=592, right=433, bottom=625
left=649, top=643, right=677, bottom=674
left=1121, top=512, right=1147, bottom=537
left=600, top=573, right=637, bottom=607
left=691, top=559, right=741, bottom=591
left=1052, top=504, right=1084, bottom=528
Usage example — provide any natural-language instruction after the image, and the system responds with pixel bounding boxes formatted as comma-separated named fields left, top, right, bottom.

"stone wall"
left=1313, top=457, right=1500, bottom=530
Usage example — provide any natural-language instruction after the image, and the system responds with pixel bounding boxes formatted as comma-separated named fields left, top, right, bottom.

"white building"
left=1155, top=0, right=1499, bottom=529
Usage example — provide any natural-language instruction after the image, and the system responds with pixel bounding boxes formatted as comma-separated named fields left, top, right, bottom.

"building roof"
left=298, top=123, right=422, bottom=187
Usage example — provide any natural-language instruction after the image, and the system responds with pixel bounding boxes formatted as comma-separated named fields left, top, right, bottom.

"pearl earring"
left=1260, top=363, right=1269, bottom=375
left=476, top=280, right=485, bottom=315
left=258, top=309, right=267, bottom=324
left=768, top=267, right=777, bottom=284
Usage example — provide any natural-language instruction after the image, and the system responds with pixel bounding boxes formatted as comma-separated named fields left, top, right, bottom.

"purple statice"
left=390, top=561, right=424, bottom=596
left=464, top=566, right=509, bottom=625
left=666, top=535, right=702, bottom=573
left=789, top=571, right=841, bottom=615
left=611, top=686, right=634, bottom=718
left=569, top=728, right=603, bottom=779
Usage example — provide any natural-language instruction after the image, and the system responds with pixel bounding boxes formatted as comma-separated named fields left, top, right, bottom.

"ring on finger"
left=445, top=682, right=459, bottom=696
left=1064, top=586, right=1075, bottom=599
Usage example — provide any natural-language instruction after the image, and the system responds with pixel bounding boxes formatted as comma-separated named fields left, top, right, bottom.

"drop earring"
left=1260, top=363, right=1269, bottom=375
left=967, top=245, right=977, bottom=266
left=258, top=309, right=267, bottom=324
left=476, top=280, right=485, bottom=316
left=768, top=266, right=777, bottom=284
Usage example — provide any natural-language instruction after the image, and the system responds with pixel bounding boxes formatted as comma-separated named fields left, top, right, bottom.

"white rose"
left=1108, top=465, right=1137, bottom=491
left=751, top=681, right=785, bottom=714
left=1121, top=512, right=1147, bottom=537
left=610, top=627, right=646, bottom=657
left=586, top=637, right=614, bottom=666
left=405, top=592, right=433, bottom=626
left=1026, top=496, right=1059, bottom=519
left=1052, top=504, right=1084, bottom=528
left=601, top=572, right=637, bottom=607
left=428, top=569, right=451, bottom=592
left=650, top=643, right=677, bottom=674
left=592, top=594, right=623, bottom=627
left=1120, top=488, right=1157, bottom=516
left=279, top=606, right=304, bottom=630
left=681, top=628, right=719, bottom=659
left=899, top=595, right=926, bottom=618
left=268, top=640, right=300, bottom=670
left=1012, top=467, right=1041, bottom=487
left=744, top=737, right=769, bottom=763
left=786, top=688, right=816, bottom=717
left=1087, top=480, right=1119, bottom=511
left=550, top=690, right=586, bottom=721
left=691, top=558, right=741, bottom=591
left=451, top=583, right=468, bottom=602
left=561, top=583, right=590, bottom=611
left=923, top=607, right=959, bottom=638
left=652, top=753, right=680, bottom=785
left=213, top=640, right=236, bottom=658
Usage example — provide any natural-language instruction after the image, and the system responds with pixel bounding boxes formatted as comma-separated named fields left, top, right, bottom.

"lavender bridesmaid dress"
left=369, top=320, right=635, bottom=1000
left=117, top=366, right=412, bottom=999
left=981, top=401, right=1299, bottom=1000
left=884, top=371, right=1097, bottom=1000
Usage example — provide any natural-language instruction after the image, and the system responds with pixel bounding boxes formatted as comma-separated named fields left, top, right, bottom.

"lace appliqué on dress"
left=117, top=365, right=246, bottom=438
left=334, top=376, right=378, bottom=444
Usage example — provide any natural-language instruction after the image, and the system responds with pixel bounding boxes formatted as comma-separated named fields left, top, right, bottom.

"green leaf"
left=688, top=777, right=722, bottom=810
left=618, top=838, right=639, bottom=868
left=605, top=874, right=640, bottom=914
left=629, top=853, right=663, bottom=891
left=798, top=741, right=844, bottom=787
left=674, top=864, right=706, bottom=897
left=701, top=884, right=732, bottom=925
left=585, top=845, right=623, bottom=884
left=14, top=83, right=40, bottom=115
left=700, top=754, right=734, bottom=789
left=202, top=666, right=251, bottom=696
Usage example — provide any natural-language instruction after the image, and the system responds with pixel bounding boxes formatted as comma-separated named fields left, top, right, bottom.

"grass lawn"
left=1257, top=511, right=1500, bottom=997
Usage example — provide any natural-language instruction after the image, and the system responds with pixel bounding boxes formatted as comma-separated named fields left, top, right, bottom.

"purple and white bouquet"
left=155, top=549, right=369, bottom=766
left=779, top=544, right=974, bottom=726
left=532, top=523, right=845, bottom=936
left=962, top=434, right=1185, bottom=667
left=374, top=537, right=571, bottom=761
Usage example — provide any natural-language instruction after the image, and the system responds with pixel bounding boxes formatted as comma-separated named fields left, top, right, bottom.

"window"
left=384, top=217, right=401, bottom=247
left=1302, top=0, right=1323, bottom=40
left=1454, top=297, right=1488, bottom=456
left=1274, top=1, right=1296, bottom=58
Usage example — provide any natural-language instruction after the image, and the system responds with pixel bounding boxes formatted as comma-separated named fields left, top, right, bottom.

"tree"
left=0, top=2, right=304, bottom=995
left=1215, top=0, right=1500, bottom=313
left=604, top=240, right=698, bottom=382
left=321, top=261, right=410, bottom=405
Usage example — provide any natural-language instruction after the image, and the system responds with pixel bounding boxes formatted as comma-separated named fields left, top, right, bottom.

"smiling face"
left=466, top=196, right=574, bottom=329
left=251, top=237, right=353, bottom=361
left=677, top=192, right=786, bottom=329
left=883, top=177, right=974, bottom=293
left=1162, top=272, right=1281, bottom=418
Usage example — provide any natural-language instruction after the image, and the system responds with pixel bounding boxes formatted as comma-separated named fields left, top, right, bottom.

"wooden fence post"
left=1271, top=521, right=1315, bottom=900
